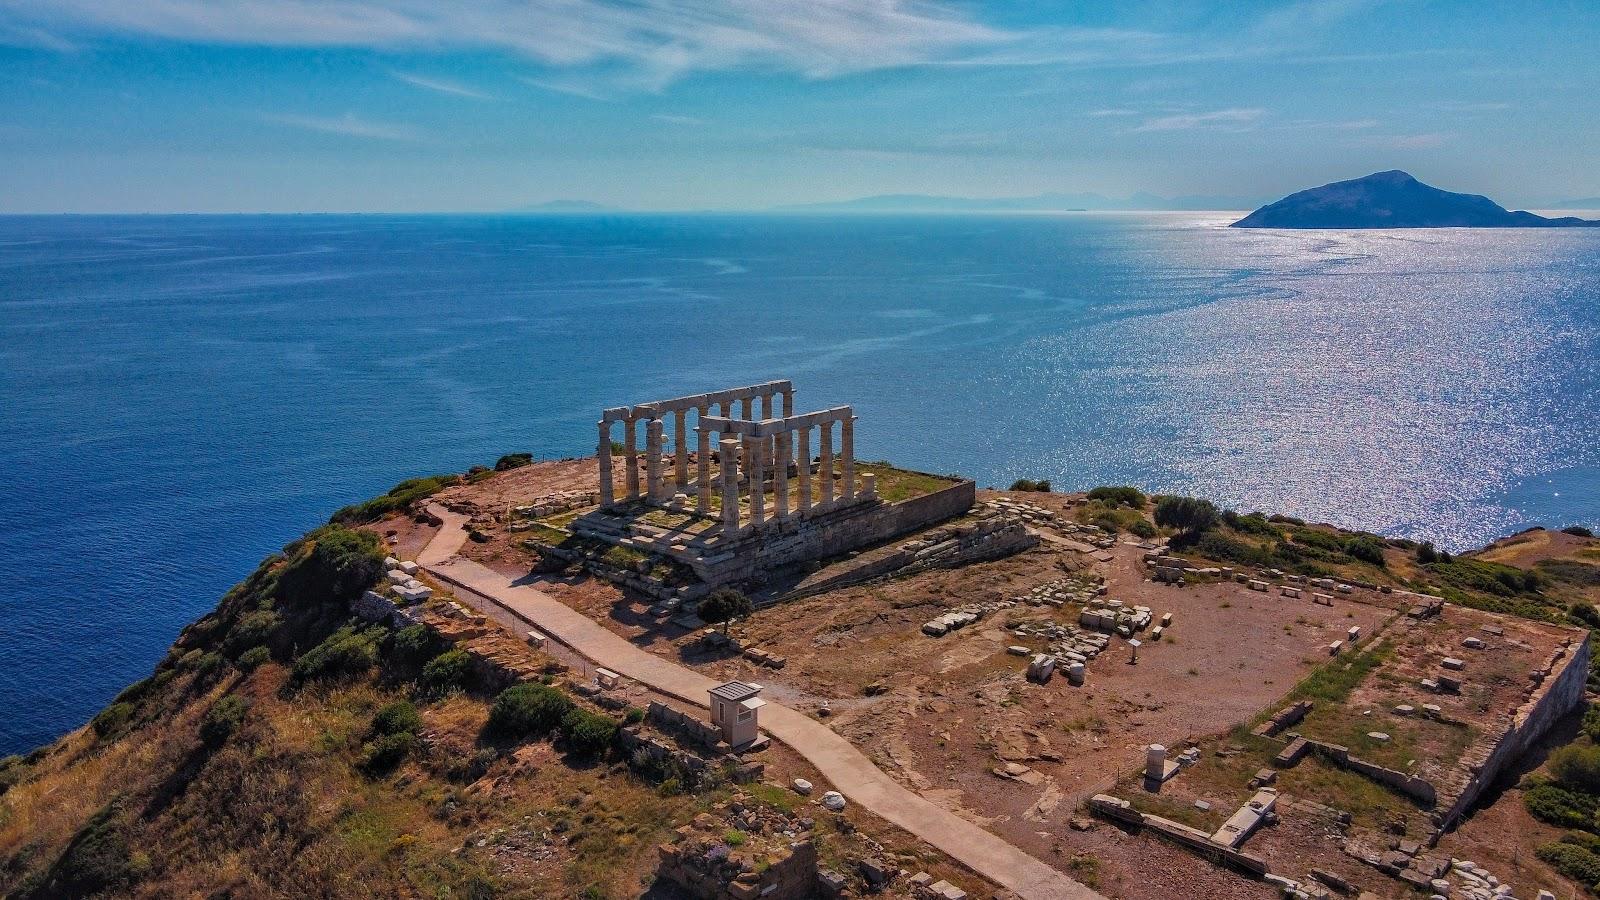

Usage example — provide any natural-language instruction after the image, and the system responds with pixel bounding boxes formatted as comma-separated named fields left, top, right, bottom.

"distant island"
left=1232, top=170, right=1600, bottom=228
left=777, top=190, right=1263, bottom=213
left=512, top=199, right=616, bottom=213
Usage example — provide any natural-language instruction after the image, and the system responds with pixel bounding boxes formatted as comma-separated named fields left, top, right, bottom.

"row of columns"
left=711, top=416, right=861, bottom=536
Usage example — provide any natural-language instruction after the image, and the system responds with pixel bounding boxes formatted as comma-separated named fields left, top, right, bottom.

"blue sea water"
left=1, top=212, right=1597, bottom=754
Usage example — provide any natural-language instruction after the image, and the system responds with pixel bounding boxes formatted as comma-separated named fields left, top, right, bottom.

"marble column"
left=623, top=417, right=640, bottom=500
left=645, top=419, right=664, bottom=501
left=719, top=437, right=741, bottom=535
left=773, top=431, right=790, bottom=519
left=597, top=420, right=614, bottom=507
left=819, top=420, right=835, bottom=506
left=781, top=388, right=794, bottom=417
left=760, top=393, right=772, bottom=420
left=796, top=427, right=812, bottom=512
left=840, top=415, right=856, bottom=500
left=740, top=397, right=753, bottom=420
left=673, top=409, right=689, bottom=490
left=719, top=400, right=731, bottom=418
left=749, top=435, right=766, bottom=526
left=696, top=423, right=712, bottom=513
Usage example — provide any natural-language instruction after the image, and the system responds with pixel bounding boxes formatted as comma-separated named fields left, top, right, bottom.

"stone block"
left=1441, top=657, right=1464, bottom=671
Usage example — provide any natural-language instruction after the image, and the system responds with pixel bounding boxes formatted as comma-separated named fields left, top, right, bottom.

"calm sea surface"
left=1, top=213, right=1597, bottom=753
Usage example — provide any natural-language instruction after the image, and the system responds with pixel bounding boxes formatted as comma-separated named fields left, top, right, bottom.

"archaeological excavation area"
left=396, top=382, right=1592, bottom=900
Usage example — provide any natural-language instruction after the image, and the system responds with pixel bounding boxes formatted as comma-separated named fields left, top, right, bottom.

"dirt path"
left=419, top=504, right=1104, bottom=900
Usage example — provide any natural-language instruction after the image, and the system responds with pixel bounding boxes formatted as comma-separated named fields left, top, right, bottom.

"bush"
left=372, top=700, right=423, bottom=737
left=391, top=624, right=438, bottom=668
left=1007, top=478, right=1052, bottom=492
left=1267, top=513, right=1306, bottom=526
left=623, top=707, right=646, bottom=726
left=1345, top=536, right=1388, bottom=567
left=1552, top=745, right=1600, bottom=795
left=559, top=707, right=619, bottom=758
left=1086, top=486, right=1145, bottom=508
left=1573, top=603, right=1600, bottom=630
left=489, top=683, right=573, bottom=739
left=361, top=732, right=418, bottom=774
left=1564, top=526, right=1595, bottom=538
left=199, top=695, right=249, bottom=747
left=0, top=754, right=24, bottom=795
left=192, top=651, right=227, bottom=681
left=1090, top=514, right=1122, bottom=535
left=330, top=474, right=460, bottom=525
left=495, top=453, right=534, bottom=471
left=237, top=645, right=272, bottom=671
left=1128, top=519, right=1158, bottom=539
left=1154, top=496, right=1219, bottom=534
left=420, top=649, right=474, bottom=695
left=1220, top=510, right=1280, bottom=537
left=276, top=526, right=385, bottom=609
left=292, top=625, right=384, bottom=684
left=91, top=703, right=135, bottom=739
left=1537, top=840, right=1600, bottom=884
left=25, top=802, right=138, bottom=897
left=224, top=609, right=282, bottom=657
left=1416, top=542, right=1439, bottom=564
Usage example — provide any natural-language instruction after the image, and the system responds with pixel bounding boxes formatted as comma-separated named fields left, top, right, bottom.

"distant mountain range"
left=511, top=200, right=616, bottom=213
left=1233, top=171, right=1600, bottom=229
left=774, top=191, right=1262, bottom=212
left=1551, top=197, right=1600, bottom=210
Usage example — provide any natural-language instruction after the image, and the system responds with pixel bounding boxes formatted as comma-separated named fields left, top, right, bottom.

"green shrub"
left=1417, top=542, right=1439, bottom=564
left=1128, top=519, right=1157, bottom=539
left=488, top=683, right=573, bottom=739
left=292, top=625, right=384, bottom=684
left=237, top=645, right=272, bottom=671
left=1573, top=603, right=1600, bottom=630
left=1552, top=744, right=1600, bottom=794
left=1537, top=840, right=1600, bottom=884
left=1563, top=830, right=1600, bottom=854
left=199, top=695, right=249, bottom=747
left=1344, top=535, right=1388, bottom=567
left=361, top=732, right=418, bottom=774
left=559, top=707, right=618, bottom=758
left=1154, top=496, right=1218, bottom=535
left=276, top=526, right=385, bottom=609
left=1564, top=526, right=1595, bottom=538
left=1220, top=509, right=1280, bottom=537
left=1008, top=478, right=1052, bottom=492
left=1526, top=781, right=1600, bottom=831
left=1086, top=486, right=1145, bottom=507
left=91, top=703, right=135, bottom=739
left=25, top=802, right=139, bottom=897
left=698, top=588, right=753, bottom=636
left=391, top=623, right=437, bottom=668
left=224, top=609, right=282, bottom=657
left=192, top=651, right=227, bottom=681
left=623, top=707, right=645, bottom=726
left=420, top=649, right=474, bottom=695
left=1267, top=513, right=1306, bottom=526
left=1426, top=557, right=1542, bottom=599
left=330, top=474, right=460, bottom=525
left=373, top=700, right=422, bottom=737
left=1090, top=514, right=1122, bottom=534
left=495, top=453, right=534, bottom=471
left=1545, top=560, right=1600, bottom=588
left=1, top=754, right=27, bottom=794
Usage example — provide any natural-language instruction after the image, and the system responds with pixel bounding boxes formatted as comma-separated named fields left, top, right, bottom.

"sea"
left=1, top=212, right=1597, bottom=754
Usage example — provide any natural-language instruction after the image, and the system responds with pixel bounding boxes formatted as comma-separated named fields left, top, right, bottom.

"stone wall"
left=1435, top=633, right=1591, bottom=836
left=781, top=511, right=1036, bottom=601
left=697, top=478, right=977, bottom=584
left=1301, top=741, right=1437, bottom=806
left=655, top=799, right=820, bottom=900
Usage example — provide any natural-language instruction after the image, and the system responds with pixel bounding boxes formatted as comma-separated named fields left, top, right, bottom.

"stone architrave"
left=673, top=409, right=689, bottom=489
left=819, top=420, right=836, bottom=506
left=597, top=420, right=614, bottom=506
left=623, top=417, right=640, bottom=500
left=645, top=419, right=664, bottom=500
left=720, top=438, right=741, bottom=534
left=796, top=426, right=812, bottom=512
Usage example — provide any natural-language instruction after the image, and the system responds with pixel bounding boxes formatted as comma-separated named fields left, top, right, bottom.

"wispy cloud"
left=390, top=70, right=489, bottom=99
left=1132, top=107, right=1264, bottom=132
left=7, top=0, right=1010, bottom=88
left=261, top=112, right=418, bottom=141
left=1087, top=108, right=1138, bottom=117
left=649, top=113, right=703, bottom=125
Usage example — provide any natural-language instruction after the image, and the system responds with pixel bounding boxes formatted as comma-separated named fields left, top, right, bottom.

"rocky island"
left=3, top=382, right=1599, bottom=900
left=1233, top=170, right=1600, bottom=228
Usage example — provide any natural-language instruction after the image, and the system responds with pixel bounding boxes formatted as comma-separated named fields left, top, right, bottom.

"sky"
left=1, top=1, right=1597, bottom=212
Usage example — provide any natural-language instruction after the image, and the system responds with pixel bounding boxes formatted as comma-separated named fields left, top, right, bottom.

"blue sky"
left=1, top=1, right=1596, bottom=212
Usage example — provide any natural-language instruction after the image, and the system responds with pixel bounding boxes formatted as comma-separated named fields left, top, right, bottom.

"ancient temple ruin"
left=595, top=379, right=877, bottom=536
left=536, top=380, right=981, bottom=591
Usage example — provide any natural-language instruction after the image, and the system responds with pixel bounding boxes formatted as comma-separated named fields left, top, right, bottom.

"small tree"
left=1416, top=541, right=1439, bottom=564
left=1153, top=496, right=1219, bottom=536
left=698, top=588, right=753, bottom=636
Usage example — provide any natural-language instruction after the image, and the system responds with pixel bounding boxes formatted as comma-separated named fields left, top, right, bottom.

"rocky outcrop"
left=1233, top=170, right=1600, bottom=228
left=655, top=798, right=820, bottom=900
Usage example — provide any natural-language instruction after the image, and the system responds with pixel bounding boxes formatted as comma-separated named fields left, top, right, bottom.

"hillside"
left=1232, top=171, right=1600, bottom=228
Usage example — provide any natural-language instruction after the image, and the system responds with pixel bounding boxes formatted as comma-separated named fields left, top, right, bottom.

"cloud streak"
left=390, top=70, right=489, bottom=99
left=1132, top=107, right=1264, bottom=132
left=261, top=111, right=418, bottom=141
